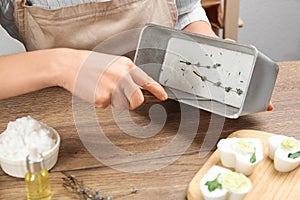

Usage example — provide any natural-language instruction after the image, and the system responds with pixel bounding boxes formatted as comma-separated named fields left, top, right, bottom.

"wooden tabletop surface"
left=0, top=61, right=299, bottom=200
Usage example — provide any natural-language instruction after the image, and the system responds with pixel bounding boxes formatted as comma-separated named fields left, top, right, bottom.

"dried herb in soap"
left=180, top=59, right=244, bottom=96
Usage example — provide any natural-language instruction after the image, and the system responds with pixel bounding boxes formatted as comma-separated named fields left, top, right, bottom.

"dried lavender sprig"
left=62, top=172, right=139, bottom=200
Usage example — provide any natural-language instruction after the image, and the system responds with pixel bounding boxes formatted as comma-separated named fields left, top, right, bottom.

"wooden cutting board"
left=187, top=130, right=300, bottom=200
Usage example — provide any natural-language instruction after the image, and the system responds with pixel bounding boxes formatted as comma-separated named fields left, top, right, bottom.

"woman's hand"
left=59, top=50, right=168, bottom=110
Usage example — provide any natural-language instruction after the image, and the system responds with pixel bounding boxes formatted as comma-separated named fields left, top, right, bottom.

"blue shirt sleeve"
left=175, top=0, right=210, bottom=30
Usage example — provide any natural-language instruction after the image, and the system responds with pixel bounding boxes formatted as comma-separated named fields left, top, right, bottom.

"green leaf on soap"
left=288, top=151, right=300, bottom=159
left=205, top=174, right=222, bottom=192
left=250, top=148, right=256, bottom=163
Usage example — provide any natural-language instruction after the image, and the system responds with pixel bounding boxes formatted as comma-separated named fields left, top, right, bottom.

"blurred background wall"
left=238, top=0, right=300, bottom=62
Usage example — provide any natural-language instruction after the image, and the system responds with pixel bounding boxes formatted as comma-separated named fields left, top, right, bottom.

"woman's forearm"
left=0, top=48, right=81, bottom=99
left=183, top=20, right=218, bottom=38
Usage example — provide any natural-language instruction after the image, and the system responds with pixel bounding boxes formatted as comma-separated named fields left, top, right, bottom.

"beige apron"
left=14, top=0, right=178, bottom=51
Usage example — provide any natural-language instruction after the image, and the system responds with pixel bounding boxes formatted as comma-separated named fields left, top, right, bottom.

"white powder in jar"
left=0, top=116, right=56, bottom=161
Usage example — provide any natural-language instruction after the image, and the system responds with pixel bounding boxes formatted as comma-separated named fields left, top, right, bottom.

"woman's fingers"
left=141, top=82, right=168, bottom=101
left=114, top=67, right=167, bottom=110
left=83, top=55, right=167, bottom=110
left=267, top=102, right=274, bottom=111
left=129, top=67, right=168, bottom=101
left=128, top=89, right=145, bottom=110
left=111, top=71, right=143, bottom=110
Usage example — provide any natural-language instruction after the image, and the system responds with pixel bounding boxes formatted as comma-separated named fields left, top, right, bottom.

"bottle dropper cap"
left=28, top=144, right=41, bottom=161
left=26, top=144, right=44, bottom=172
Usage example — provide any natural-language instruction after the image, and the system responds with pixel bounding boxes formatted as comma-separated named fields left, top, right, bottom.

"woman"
left=0, top=0, right=219, bottom=109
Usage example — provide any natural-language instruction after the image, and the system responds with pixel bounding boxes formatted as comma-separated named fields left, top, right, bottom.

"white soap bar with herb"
left=217, top=138, right=263, bottom=176
left=269, top=135, right=300, bottom=172
left=200, top=165, right=252, bottom=200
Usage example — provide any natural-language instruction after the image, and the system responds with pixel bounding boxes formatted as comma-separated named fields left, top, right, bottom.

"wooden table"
left=0, top=61, right=299, bottom=200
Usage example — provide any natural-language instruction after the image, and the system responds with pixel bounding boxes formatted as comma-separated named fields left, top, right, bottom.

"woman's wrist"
left=0, top=48, right=78, bottom=99
left=48, top=48, right=90, bottom=93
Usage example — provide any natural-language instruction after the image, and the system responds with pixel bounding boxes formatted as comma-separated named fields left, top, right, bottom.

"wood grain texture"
left=0, top=61, right=300, bottom=200
left=187, top=130, right=300, bottom=200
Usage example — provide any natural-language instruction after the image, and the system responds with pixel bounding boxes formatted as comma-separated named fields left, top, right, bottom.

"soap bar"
left=268, top=135, right=300, bottom=172
left=217, top=138, right=263, bottom=175
left=200, top=165, right=252, bottom=200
